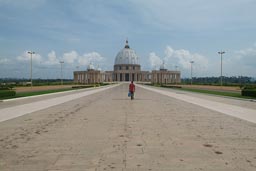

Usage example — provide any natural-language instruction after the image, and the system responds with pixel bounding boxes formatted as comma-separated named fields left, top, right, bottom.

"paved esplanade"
left=0, top=83, right=256, bottom=170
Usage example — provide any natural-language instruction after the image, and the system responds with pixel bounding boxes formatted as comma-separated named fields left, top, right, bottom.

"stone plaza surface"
left=0, top=83, right=256, bottom=170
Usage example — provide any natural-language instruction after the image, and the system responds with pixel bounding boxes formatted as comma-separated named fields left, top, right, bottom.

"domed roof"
left=87, top=63, right=95, bottom=70
left=160, top=61, right=167, bottom=71
left=114, top=40, right=139, bottom=65
left=96, top=64, right=102, bottom=71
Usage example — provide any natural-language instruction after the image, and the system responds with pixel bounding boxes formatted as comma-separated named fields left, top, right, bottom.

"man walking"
left=129, top=81, right=135, bottom=100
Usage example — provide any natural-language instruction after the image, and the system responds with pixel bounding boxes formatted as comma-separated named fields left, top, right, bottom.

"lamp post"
left=60, top=61, right=64, bottom=85
left=175, top=65, right=178, bottom=85
left=218, top=51, right=225, bottom=87
left=190, top=61, right=194, bottom=85
left=27, top=51, right=35, bottom=87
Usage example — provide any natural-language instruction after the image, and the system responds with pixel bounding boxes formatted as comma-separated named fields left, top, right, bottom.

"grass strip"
left=162, top=87, right=256, bottom=99
left=0, top=88, right=74, bottom=100
left=0, top=84, right=112, bottom=100
left=16, top=88, right=74, bottom=97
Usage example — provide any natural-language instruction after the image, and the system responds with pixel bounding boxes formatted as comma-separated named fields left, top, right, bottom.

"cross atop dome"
left=124, top=38, right=130, bottom=49
left=115, top=39, right=139, bottom=65
left=160, top=60, right=167, bottom=71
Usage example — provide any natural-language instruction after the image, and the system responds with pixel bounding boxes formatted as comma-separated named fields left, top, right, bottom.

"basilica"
left=73, top=40, right=181, bottom=84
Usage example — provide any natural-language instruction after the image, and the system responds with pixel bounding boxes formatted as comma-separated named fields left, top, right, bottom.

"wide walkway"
left=0, top=85, right=118, bottom=122
left=137, top=84, right=256, bottom=123
left=0, top=83, right=256, bottom=170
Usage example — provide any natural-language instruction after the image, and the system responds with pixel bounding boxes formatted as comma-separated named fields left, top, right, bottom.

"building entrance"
left=125, top=73, right=129, bottom=81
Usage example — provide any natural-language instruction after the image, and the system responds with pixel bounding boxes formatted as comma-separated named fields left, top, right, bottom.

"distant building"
left=74, top=40, right=181, bottom=84
left=112, top=40, right=150, bottom=82
left=73, top=63, right=103, bottom=84
left=151, top=62, right=181, bottom=84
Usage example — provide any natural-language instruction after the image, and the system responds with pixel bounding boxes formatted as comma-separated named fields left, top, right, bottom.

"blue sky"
left=0, top=0, right=256, bottom=79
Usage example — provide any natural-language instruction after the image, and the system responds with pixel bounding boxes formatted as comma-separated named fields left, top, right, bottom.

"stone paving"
left=0, top=83, right=256, bottom=170
left=0, top=85, right=117, bottom=122
left=137, top=84, right=256, bottom=123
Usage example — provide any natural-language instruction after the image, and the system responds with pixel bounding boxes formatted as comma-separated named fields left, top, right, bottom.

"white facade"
left=114, top=40, right=139, bottom=65
left=74, top=40, right=181, bottom=84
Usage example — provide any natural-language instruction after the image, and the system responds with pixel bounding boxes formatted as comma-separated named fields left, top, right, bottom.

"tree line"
left=182, top=76, right=256, bottom=85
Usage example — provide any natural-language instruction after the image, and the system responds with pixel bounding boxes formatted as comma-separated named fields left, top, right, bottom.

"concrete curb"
left=144, top=84, right=256, bottom=103
left=138, top=84, right=256, bottom=124
left=0, top=84, right=120, bottom=122
left=0, top=84, right=117, bottom=103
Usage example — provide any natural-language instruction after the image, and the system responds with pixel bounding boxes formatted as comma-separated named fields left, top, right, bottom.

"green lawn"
left=16, top=88, right=74, bottom=97
left=162, top=87, right=256, bottom=100
left=0, top=88, right=74, bottom=100
left=0, top=84, right=111, bottom=100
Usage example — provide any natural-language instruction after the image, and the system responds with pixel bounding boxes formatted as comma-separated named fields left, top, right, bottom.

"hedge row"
left=0, top=90, right=16, bottom=98
left=242, top=85, right=256, bottom=90
left=0, top=87, right=10, bottom=90
left=241, top=89, right=256, bottom=97
left=72, top=85, right=94, bottom=89
left=161, top=85, right=182, bottom=88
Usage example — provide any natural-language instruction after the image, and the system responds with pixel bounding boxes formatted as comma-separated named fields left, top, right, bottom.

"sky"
left=0, top=0, right=256, bottom=79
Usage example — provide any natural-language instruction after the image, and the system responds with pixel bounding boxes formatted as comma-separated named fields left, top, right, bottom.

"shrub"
left=241, top=89, right=256, bottom=97
left=100, top=83, right=109, bottom=86
left=241, top=85, right=256, bottom=90
left=0, top=85, right=14, bottom=90
left=161, top=85, right=182, bottom=88
left=0, top=87, right=10, bottom=90
left=0, top=90, right=16, bottom=98
left=72, top=85, right=94, bottom=89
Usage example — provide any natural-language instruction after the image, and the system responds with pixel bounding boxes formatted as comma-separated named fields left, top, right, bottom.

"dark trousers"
left=130, top=92, right=134, bottom=100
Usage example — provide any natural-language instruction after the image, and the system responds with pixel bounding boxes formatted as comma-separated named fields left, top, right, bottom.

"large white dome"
left=114, top=40, right=139, bottom=65
left=87, top=63, right=94, bottom=70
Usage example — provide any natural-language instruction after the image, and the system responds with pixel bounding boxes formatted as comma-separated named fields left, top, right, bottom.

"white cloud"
left=63, top=51, right=78, bottom=64
left=0, top=58, right=9, bottom=64
left=43, top=50, right=59, bottom=65
left=83, top=52, right=103, bottom=62
left=17, top=51, right=42, bottom=63
left=15, top=50, right=105, bottom=71
left=224, top=46, right=256, bottom=76
left=78, top=57, right=88, bottom=66
left=78, top=52, right=104, bottom=66
left=161, top=44, right=256, bottom=77
left=233, top=47, right=256, bottom=67
left=148, top=52, right=162, bottom=69
left=164, top=46, right=208, bottom=71
left=148, top=46, right=209, bottom=77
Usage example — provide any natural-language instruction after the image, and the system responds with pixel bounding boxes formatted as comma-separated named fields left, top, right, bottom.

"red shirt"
left=129, top=83, right=135, bottom=93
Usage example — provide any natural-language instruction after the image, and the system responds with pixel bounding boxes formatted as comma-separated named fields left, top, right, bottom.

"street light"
left=27, top=51, right=35, bottom=87
left=60, top=61, right=64, bottom=85
left=218, top=51, right=225, bottom=87
left=175, top=65, right=178, bottom=84
left=190, top=61, right=194, bottom=85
